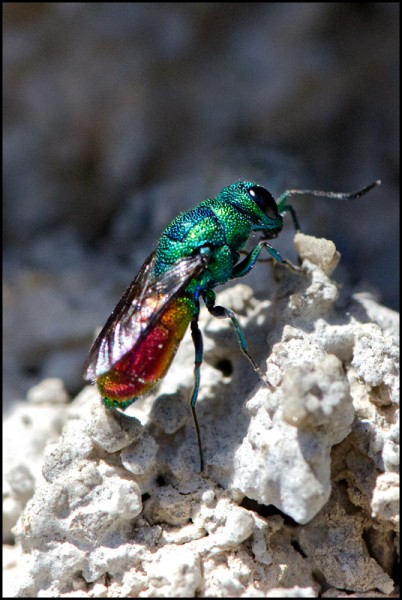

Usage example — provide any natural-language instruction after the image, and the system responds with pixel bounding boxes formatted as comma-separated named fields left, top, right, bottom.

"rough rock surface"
left=3, top=234, right=399, bottom=597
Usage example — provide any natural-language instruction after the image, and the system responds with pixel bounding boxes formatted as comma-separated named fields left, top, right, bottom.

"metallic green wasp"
left=84, top=179, right=380, bottom=470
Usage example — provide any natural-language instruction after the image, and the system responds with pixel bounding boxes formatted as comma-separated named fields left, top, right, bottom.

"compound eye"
left=248, top=186, right=278, bottom=219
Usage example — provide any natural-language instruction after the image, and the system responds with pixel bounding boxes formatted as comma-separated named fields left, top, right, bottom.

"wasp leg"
left=190, top=319, right=205, bottom=473
left=203, top=290, right=273, bottom=391
left=233, top=241, right=301, bottom=279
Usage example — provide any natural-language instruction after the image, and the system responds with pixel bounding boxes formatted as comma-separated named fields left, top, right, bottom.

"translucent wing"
left=83, top=250, right=209, bottom=380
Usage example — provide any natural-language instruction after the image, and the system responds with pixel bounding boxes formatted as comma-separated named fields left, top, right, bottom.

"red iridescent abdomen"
left=97, top=295, right=195, bottom=408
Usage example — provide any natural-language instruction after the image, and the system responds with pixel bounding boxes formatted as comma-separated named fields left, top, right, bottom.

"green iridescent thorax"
left=153, top=183, right=271, bottom=292
left=153, top=205, right=246, bottom=291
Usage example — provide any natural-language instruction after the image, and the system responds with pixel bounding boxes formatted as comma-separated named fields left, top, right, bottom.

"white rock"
left=142, top=546, right=202, bottom=597
left=371, top=471, right=399, bottom=527
left=4, top=234, right=398, bottom=597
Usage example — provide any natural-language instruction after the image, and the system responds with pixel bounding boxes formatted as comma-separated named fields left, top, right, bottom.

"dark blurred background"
left=3, top=3, right=399, bottom=408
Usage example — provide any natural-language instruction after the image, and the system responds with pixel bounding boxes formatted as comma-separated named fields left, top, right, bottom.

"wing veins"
left=84, top=251, right=208, bottom=379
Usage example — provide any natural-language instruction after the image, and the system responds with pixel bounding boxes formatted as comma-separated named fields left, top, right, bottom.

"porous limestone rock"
left=3, top=379, right=69, bottom=543
left=4, top=234, right=398, bottom=597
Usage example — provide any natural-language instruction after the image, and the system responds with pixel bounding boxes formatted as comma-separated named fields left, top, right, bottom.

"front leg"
left=233, top=241, right=301, bottom=279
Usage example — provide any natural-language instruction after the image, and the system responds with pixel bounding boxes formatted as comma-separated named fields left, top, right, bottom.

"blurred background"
left=3, top=3, right=399, bottom=408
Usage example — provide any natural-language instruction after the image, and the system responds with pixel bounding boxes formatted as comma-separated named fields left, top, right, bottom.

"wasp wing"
left=83, top=250, right=209, bottom=380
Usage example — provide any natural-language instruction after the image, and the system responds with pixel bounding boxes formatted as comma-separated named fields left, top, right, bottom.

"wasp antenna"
left=335, top=179, right=381, bottom=200
left=280, top=179, right=381, bottom=202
